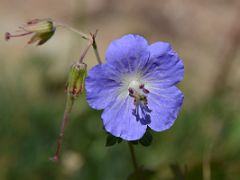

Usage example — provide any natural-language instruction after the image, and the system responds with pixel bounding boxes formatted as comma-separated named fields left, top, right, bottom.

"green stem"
left=79, top=40, right=94, bottom=63
left=91, top=30, right=102, bottom=64
left=56, top=23, right=90, bottom=40
left=51, top=24, right=101, bottom=161
left=51, top=96, right=74, bottom=161
left=128, top=142, right=139, bottom=175
left=56, top=22, right=102, bottom=65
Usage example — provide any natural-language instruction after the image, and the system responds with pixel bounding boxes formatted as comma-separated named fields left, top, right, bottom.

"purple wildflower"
left=86, top=34, right=184, bottom=141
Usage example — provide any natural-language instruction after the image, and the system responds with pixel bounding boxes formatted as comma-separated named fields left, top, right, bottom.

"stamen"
left=143, top=88, right=149, bottom=94
left=128, top=88, right=134, bottom=95
left=129, top=85, right=152, bottom=124
left=139, top=84, right=144, bottom=89
left=128, top=88, right=135, bottom=98
left=128, top=88, right=149, bottom=108
left=128, top=81, right=151, bottom=117
left=5, top=31, right=32, bottom=41
left=129, top=94, right=135, bottom=98
left=19, top=26, right=31, bottom=32
left=5, top=32, right=11, bottom=41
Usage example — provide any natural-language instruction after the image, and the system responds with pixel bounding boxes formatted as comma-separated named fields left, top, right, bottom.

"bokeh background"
left=0, top=0, right=240, bottom=179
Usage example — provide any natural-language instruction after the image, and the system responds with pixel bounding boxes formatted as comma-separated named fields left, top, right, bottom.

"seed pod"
left=66, top=62, right=87, bottom=98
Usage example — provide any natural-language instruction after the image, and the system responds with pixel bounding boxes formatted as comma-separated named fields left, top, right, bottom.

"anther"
left=129, top=88, right=139, bottom=98
left=5, top=32, right=11, bottom=41
left=128, top=88, right=134, bottom=95
left=139, top=84, right=144, bottom=89
left=143, top=88, right=149, bottom=94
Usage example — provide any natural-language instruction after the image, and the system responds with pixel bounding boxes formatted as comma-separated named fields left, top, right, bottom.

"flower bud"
left=66, top=62, right=87, bottom=98
left=5, top=18, right=56, bottom=45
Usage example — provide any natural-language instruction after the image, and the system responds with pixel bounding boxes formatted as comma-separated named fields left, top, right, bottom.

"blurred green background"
left=1, top=0, right=240, bottom=179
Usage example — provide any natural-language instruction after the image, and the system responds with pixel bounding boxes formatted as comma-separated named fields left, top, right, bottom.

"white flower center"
left=118, top=73, right=142, bottom=97
left=117, top=72, right=150, bottom=100
left=128, top=80, right=141, bottom=93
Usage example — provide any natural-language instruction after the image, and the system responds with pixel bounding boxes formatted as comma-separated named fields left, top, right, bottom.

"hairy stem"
left=51, top=96, right=74, bottom=161
left=50, top=23, right=102, bottom=161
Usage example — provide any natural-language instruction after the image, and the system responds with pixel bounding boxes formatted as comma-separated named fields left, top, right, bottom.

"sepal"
left=66, top=62, right=87, bottom=98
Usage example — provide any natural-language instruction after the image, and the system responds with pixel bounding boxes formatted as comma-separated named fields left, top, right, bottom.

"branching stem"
left=90, top=30, right=102, bottom=64
left=51, top=23, right=102, bottom=161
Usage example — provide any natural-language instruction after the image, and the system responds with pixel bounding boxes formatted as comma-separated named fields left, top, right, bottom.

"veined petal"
left=106, top=34, right=150, bottom=73
left=102, top=97, right=147, bottom=140
left=85, top=64, right=121, bottom=110
left=147, top=86, right=184, bottom=131
left=142, top=42, right=184, bottom=87
left=85, top=34, right=184, bottom=141
left=132, top=103, right=151, bottom=125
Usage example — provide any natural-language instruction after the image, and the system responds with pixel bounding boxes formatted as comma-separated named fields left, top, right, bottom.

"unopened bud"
left=5, top=18, right=56, bottom=45
left=66, top=62, right=87, bottom=98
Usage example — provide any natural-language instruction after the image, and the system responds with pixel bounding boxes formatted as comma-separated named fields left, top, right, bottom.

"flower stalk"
left=128, top=142, right=139, bottom=175
left=51, top=41, right=90, bottom=161
left=75, top=29, right=101, bottom=64
left=51, top=96, right=74, bottom=161
left=51, top=62, right=87, bottom=161
left=91, top=30, right=102, bottom=64
left=50, top=25, right=102, bottom=161
left=55, top=23, right=90, bottom=40
left=54, top=22, right=102, bottom=64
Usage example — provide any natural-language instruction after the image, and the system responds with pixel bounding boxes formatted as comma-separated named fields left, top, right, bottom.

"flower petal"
left=105, top=34, right=150, bottom=73
left=142, top=42, right=184, bottom=87
left=147, top=86, right=184, bottom=131
left=85, top=64, right=121, bottom=110
left=102, top=97, right=147, bottom=140
left=86, top=35, right=184, bottom=139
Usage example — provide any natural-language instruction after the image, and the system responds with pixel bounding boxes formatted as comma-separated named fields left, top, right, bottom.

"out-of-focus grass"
left=0, top=54, right=240, bottom=180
